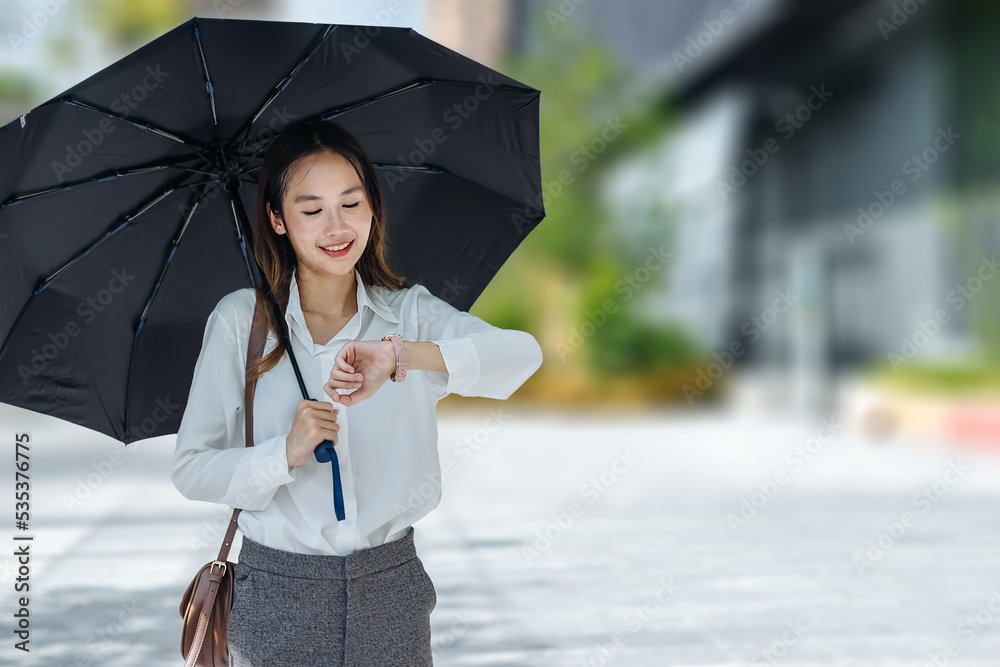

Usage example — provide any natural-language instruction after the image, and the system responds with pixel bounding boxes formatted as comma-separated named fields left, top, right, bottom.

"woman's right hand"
left=286, top=400, right=339, bottom=469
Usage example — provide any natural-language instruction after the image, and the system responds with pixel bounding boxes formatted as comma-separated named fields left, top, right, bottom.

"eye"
left=343, top=202, right=360, bottom=209
left=304, top=209, right=321, bottom=216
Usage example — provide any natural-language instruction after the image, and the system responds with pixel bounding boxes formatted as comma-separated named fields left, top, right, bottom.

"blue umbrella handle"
left=307, top=398, right=346, bottom=521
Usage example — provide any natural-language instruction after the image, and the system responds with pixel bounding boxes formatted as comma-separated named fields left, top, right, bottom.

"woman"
left=170, top=118, right=543, bottom=666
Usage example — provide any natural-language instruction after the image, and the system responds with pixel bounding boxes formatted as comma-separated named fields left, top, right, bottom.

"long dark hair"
left=249, top=119, right=405, bottom=384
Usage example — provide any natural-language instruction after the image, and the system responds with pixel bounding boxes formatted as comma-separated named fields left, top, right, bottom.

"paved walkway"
left=2, top=405, right=1000, bottom=666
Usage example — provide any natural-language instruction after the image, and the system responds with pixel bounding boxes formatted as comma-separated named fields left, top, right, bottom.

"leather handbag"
left=180, top=289, right=269, bottom=667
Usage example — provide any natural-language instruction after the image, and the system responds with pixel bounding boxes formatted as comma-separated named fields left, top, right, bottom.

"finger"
left=334, top=355, right=355, bottom=375
left=307, top=400, right=337, bottom=413
left=334, top=344, right=354, bottom=373
left=312, top=409, right=340, bottom=424
left=325, top=380, right=361, bottom=398
left=306, top=401, right=339, bottom=421
left=329, top=367, right=363, bottom=383
left=334, top=387, right=370, bottom=407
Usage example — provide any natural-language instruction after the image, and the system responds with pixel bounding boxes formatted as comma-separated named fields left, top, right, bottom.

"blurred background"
left=3, top=1, right=1000, bottom=665
left=6, top=0, right=1000, bottom=438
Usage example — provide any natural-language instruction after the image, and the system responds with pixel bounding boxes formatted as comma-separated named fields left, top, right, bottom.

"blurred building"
left=557, top=0, right=995, bottom=413
left=424, top=0, right=515, bottom=70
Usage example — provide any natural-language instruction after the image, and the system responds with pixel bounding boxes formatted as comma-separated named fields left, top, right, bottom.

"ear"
left=267, top=202, right=285, bottom=234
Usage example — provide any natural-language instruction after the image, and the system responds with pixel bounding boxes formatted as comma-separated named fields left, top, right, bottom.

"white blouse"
left=170, top=267, right=543, bottom=555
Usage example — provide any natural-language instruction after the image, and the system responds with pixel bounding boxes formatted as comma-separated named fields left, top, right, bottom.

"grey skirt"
left=227, top=526, right=436, bottom=666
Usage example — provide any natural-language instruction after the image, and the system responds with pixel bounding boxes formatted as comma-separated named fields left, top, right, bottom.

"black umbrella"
left=0, top=17, right=544, bottom=449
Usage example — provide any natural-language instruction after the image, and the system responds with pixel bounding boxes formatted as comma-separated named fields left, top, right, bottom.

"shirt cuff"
left=249, top=435, right=298, bottom=496
left=432, top=336, right=480, bottom=396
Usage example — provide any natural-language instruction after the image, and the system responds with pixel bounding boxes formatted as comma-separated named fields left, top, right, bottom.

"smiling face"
left=267, top=149, right=373, bottom=280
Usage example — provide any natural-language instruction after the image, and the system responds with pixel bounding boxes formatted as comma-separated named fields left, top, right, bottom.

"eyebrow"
left=293, top=185, right=363, bottom=203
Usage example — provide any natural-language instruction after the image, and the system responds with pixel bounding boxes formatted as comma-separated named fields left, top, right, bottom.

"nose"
left=322, top=207, right=349, bottom=231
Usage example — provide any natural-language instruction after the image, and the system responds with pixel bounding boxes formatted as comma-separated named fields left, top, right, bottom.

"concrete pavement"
left=1, top=405, right=1000, bottom=666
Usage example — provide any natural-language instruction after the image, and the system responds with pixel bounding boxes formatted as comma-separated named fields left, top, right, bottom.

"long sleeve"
left=409, top=284, right=544, bottom=401
left=170, top=295, right=298, bottom=511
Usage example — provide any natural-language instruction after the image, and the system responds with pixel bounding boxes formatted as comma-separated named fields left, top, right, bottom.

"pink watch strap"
left=382, top=334, right=407, bottom=382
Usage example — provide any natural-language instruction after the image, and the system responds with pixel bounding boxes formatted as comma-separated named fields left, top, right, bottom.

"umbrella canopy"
left=0, top=17, right=544, bottom=445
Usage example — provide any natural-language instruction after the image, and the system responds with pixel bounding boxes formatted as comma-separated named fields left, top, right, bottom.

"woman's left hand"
left=323, top=340, right=396, bottom=406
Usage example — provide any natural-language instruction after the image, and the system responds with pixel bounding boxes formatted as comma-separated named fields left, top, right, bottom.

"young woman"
left=170, top=119, right=543, bottom=666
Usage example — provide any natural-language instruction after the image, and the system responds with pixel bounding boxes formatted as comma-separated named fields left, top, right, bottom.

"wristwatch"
left=381, top=333, right=407, bottom=382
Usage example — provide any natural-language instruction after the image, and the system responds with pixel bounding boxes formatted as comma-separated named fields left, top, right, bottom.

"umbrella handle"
left=307, top=399, right=346, bottom=521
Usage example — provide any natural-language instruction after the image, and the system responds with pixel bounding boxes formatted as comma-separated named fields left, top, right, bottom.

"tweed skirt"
left=226, top=526, right=436, bottom=666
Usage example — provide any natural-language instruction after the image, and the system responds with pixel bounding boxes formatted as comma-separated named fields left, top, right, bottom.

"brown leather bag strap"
left=218, top=288, right=270, bottom=562
left=184, top=290, right=269, bottom=667
left=184, top=564, right=227, bottom=667
left=184, top=289, right=270, bottom=667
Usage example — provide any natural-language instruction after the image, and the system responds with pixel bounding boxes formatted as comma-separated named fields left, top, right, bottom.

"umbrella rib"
left=1, top=161, right=205, bottom=209
left=176, top=178, right=223, bottom=191
left=228, top=195, right=258, bottom=287
left=59, top=98, right=215, bottom=164
left=125, top=184, right=212, bottom=444
left=0, top=172, right=191, bottom=368
left=229, top=24, right=335, bottom=158
left=320, top=79, right=434, bottom=121
left=191, top=22, right=230, bottom=171
left=233, top=77, right=534, bottom=173
left=232, top=78, right=434, bottom=173
left=372, top=162, right=545, bottom=220
left=38, top=173, right=191, bottom=290
left=317, top=77, right=534, bottom=121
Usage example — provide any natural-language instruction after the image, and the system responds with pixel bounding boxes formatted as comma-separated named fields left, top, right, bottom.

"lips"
left=319, top=240, right=353, bottom=257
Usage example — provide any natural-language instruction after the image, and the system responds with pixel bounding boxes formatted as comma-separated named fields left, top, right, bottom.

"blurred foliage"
left=480, top=4, right=703, bottom=387
left=941, top=0, right=1000, bottom=364
left=83, top=0, right=193, bottom=49
left=0, top=69, right=36, bottom=101
left=868, top=361, right=1000, bottom=395
left=501, top=7, right=674, bottom=277
left=468, top=251, right=534, bottom=334
left=576, top=254, right=704, bottom=374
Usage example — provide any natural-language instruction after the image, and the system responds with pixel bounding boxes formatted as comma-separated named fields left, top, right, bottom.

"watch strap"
left=381, top=333, right=407, bottom=382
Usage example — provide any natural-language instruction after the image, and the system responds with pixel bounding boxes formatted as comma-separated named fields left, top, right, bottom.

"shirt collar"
left=286, top=267, right=400, bottom=337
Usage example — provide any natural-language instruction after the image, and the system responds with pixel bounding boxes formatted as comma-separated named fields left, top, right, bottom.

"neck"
left=297, top=267, right=358, bottom=317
